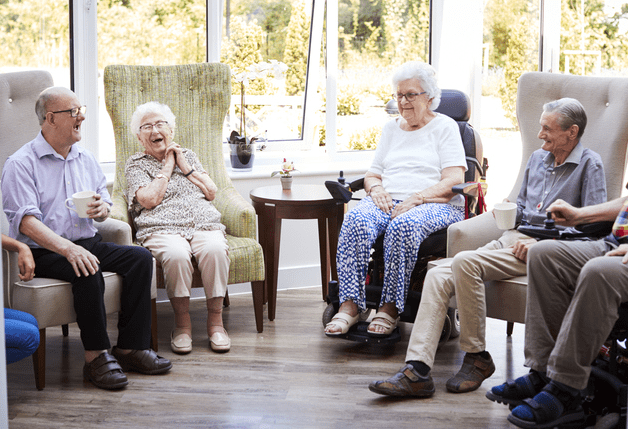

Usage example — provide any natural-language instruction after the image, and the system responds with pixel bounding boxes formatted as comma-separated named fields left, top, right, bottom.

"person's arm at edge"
left=1, top=234, right=35, bottom=281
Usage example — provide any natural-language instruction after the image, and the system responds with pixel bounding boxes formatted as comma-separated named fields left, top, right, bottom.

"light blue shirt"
left=1, top=131, right=112, bottom=248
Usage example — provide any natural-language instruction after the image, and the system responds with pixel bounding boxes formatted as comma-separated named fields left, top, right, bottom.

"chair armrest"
left=110, top=193, right=130, bottom=225
left=214, top=187, right=256, bottom=240
left=446, top=211, right=502, bottom=257
left=452, top=182, right=487, bottom=198
left=3, top=248, right=20, bottom=308
left=96, top=218, right=133, bottom=246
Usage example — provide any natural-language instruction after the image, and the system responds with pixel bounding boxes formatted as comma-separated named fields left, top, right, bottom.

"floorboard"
left=7, top=287, right=526, bottom=428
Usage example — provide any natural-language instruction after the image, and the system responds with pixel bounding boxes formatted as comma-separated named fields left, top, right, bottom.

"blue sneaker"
left=486, top=370, right=548, bottom=408
left=507, top=382, right=584, bottom=429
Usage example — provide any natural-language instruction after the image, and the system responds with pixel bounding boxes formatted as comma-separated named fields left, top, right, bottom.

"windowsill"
left=102, top=146, right=375, bottom=186
left=224, top=145, right=375, bottom=181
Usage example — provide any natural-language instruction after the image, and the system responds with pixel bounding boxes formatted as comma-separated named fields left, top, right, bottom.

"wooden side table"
left=250, top=185, right=345, bottom=321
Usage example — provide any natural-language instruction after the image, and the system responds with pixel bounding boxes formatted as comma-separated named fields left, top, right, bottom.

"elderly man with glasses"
left=1, top=87, right=172, bottom=390
left=369, top=97, right=607, bottom=398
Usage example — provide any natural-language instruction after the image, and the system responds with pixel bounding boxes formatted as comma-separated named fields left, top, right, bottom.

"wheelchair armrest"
left=452, top=182, right=487, bottom=198
left=324, top=175, right=366, bottom=203
left=518, top=221, right=614, bottom=241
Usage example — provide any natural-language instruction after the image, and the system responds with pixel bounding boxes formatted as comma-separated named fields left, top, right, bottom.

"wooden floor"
left=7, top=287, right=527, bottom=428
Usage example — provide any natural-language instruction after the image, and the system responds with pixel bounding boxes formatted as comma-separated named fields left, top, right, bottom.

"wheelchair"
left=323, top=89, right=488, bottom=346
left=519, top=217, right=627, bottom=429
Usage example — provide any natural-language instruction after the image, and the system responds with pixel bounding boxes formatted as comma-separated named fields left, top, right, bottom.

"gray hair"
left=391, top=61, right=441, bottom=110
left=129, top=101, right=176, bottom=136
left=35, top=87, right=75, bottom=125
left=543, top=98, right=587, bottom=140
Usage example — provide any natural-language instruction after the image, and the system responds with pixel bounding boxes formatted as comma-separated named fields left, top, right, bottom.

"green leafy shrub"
left=348, top=125, right=381, bottom=150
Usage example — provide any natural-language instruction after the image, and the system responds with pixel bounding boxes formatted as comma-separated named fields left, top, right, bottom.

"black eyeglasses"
left=396, top=92, right=427, bottom=102
left=49, top=105, right=87, bottom=117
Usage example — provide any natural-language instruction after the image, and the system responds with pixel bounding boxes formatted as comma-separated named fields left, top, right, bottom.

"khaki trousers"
left=526, top=239, right=628, bottom=390
left=143, top=231, right=229, bottom=300
left=406, top=230, right=528, bottom=367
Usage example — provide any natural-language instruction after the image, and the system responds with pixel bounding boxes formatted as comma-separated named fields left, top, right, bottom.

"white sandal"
left=367, top=312, right=399, bottom=337
left=325, top=312, right=359, bottom=336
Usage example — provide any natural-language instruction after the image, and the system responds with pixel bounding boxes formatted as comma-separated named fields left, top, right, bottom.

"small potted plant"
left=229, top=60, right=287, bottom=171
left=271, top=158, right=297, bottom=190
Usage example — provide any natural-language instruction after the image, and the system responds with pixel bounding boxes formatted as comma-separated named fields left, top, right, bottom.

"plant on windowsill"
left=229, top=60, right=287, bottom=172
left=271, top=158, right=297, bottom=190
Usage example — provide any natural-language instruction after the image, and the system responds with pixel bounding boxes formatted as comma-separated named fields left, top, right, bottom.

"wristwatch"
left=155, top=173, right=169, bottom=181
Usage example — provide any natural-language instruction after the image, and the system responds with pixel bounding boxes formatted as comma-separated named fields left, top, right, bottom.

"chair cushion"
left=226, top=235, right=265, bottom=284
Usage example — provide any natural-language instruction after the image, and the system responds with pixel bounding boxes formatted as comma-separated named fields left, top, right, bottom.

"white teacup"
left=493, top=202, right=517, bottom=230
left=65, top=191, right=96, bottom=218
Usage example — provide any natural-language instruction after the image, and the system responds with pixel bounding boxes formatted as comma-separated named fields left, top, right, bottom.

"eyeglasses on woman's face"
left=395, top=92, right=427, bottom=102
left=139, top=120, right=169, bottom=133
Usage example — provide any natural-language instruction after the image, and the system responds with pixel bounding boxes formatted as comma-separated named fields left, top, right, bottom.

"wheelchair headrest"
left=385, top=89, right=471, bottom=122
left=434, top=89, right=471, bottom=122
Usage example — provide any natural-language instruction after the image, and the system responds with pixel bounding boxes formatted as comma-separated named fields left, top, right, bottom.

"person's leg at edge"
left=326, top=198, right=390, bottom=334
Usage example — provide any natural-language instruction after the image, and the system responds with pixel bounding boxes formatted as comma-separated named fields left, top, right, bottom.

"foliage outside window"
left=222, top=0, right=311, bottom=143
left=335, top=0, right=430, bottom=150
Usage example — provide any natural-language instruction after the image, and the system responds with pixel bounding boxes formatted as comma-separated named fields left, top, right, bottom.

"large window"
left=97, top=0, right=208, bottom=162
left=221, top=0, right=312, bottom=145
left=333, top=0, right=431, bottom=151
left=0, top=0, right=70, bottom=91
left=480, top=0, right=540, bottom=206
left=559, top=0, right=628, bottom=76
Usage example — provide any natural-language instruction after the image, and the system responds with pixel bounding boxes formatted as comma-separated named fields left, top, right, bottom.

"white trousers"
left=143, top=231, right=230, bottom=300
left=406, top=230, right=528, bottom=367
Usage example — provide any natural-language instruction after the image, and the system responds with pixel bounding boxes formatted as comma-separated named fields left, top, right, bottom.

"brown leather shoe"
left=446, top=352, right=496, bottom=393
left=83, top=352, right=128, bottom=390
left=368, top=364, right=435, bottom=397
left=112, top=347, right=172, bottom=375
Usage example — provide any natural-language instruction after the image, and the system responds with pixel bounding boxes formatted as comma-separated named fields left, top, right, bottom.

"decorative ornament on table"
left=271, top=158, right=297, bottom=190
left=229, top=60, right=288, bottom=172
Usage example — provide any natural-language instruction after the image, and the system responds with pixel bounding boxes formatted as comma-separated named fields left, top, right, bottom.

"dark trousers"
left=31, top=234, right=153, bottom=351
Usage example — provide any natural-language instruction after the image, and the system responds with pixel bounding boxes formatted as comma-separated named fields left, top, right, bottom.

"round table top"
left=249, top=184, right=337, bottom=205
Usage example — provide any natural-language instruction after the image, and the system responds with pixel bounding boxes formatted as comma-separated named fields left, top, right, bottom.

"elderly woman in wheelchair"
left=324, top=61, right=467, bottom=338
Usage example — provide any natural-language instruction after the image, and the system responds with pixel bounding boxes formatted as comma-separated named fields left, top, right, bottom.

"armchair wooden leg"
left=150, top=298, right=158, bottom=352
left=62, top=324, right=69, bottom=337
left=223, top=289, right=230, bottom=308
left=506, top=322, right=514, bottom=336
left=32, top=328, right=46, bottom=390
left=251, top=280, right=264, bottom=333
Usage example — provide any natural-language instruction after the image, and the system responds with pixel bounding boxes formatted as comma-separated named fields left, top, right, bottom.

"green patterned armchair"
left=104, top=63, right=266, bottom=332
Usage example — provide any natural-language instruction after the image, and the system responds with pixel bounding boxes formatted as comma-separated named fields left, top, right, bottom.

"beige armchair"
left=445, top=71, right=628, bottom=335
left=0, top=70, right=158, bottom=390
left=103, top=63, right=266, bottom=332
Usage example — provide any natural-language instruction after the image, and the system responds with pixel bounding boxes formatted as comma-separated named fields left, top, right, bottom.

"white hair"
left=391, top=61, right=441, bottom=110
left=129, top=101, right=176, bottom=136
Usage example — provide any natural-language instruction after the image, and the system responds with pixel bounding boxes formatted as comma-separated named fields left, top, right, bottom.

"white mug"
left=493, top=202, right=518, bottom=230
left=65, top=191, right=96, bottom=218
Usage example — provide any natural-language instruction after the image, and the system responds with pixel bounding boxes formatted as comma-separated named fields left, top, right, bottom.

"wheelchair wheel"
left=322, top=303, right=336, bottom=326
left=448, top=307, right=460, bottom=339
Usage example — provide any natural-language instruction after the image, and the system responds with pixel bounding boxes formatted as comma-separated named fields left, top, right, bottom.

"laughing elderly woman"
left=125, top=101, right=230, bottom=354
left=325, top=61, right=467, bottom=338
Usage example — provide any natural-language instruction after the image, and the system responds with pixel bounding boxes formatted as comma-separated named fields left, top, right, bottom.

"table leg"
left=317, top=217, right=330, bottom=300
left=329, top=203, right=343, bottom=283
left=268, top=216, right=282, bottom=321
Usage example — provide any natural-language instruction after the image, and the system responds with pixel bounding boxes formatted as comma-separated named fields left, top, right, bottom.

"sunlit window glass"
left=335, top=0, right=431, bottom=151
left=221, top=0, right=311, bottom=144
left=97, top=0, right=207, bottom=162
left=0, top=0, right=71, bottom=89
left=480, top=0, right=539, bottom=207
